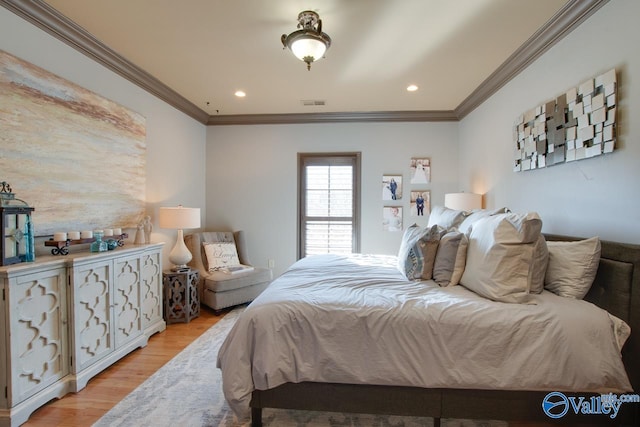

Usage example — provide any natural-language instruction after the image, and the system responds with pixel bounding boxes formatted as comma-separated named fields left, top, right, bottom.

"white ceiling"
left=34, top=0, right=574, bottom=121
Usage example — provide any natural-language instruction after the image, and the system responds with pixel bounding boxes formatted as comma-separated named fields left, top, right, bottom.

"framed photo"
left=382, top=206, right=403, bottom=232
left=382, top=175, right=402, bottom=200
left=410, top=157, right=431, bottom=184
left=410, top=190, right=430, bottom=217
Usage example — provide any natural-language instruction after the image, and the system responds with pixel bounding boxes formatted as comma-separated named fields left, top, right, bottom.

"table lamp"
left=158, top=206, right=201, bottom=271
left=444, top=192, right=482, bottom=211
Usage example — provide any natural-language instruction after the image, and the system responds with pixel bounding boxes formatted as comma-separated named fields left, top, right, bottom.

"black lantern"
left=0, top=181, right=35, bottom=266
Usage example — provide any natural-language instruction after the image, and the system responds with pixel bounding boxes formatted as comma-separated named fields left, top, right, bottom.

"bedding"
left=217, top=253, right=632, bottom=419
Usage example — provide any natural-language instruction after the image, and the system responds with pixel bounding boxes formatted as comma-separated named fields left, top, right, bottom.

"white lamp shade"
left=444, top=193, right=482, bottom=211
left=158, top=206, right=200, bottom=230
left=291, top=37, right=327, bottom=62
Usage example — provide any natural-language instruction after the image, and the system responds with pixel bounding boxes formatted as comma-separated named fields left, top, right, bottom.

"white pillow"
left=460, top=212, right=542, bottom=303
left=432, top=230, right=468, bottom=287
left=427, top=205, right=467, bottom=229
left=544, top=237, right=601, bottom=299
left=203, top=242, right=240, bottom=272
left=458, top=207, right=509, bottom=235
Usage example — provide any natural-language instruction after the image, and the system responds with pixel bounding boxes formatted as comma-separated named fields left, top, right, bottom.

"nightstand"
left=163, top=269, right=200, bottom=323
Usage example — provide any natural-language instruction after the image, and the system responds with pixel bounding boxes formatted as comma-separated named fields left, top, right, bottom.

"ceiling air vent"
left=301, top=100, right=326, bottom=106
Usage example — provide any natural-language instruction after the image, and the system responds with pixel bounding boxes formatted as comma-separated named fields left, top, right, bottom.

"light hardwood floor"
left=22, top=307, right=224, bottom=427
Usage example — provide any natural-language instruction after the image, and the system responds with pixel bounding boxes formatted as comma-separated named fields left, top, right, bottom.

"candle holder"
left=45, top=233, right=128, bottom=255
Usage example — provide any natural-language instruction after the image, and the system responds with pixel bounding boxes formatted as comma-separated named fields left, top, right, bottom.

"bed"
left=217, top=231, right=640, bottom=426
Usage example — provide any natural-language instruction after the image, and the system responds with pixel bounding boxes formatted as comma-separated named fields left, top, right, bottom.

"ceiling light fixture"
left=235, top=90, right=246, bottom=98
left=407, top=84, right=419, bottom=92
left=281, top=10, right=331, bottom=71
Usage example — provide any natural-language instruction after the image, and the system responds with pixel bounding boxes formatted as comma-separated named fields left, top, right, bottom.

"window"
left=298, top=153, right=361, bottom=259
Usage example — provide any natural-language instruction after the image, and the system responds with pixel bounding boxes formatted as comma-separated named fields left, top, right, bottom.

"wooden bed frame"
left=250, top=235, right=640, bottom=426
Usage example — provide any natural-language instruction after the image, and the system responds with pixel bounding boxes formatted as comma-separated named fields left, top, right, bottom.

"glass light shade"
left=291, top=37, right=327, bottom=62
left=444, top=193, right=482, bottom=211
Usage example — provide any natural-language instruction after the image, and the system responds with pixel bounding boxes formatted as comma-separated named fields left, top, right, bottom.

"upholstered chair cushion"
left=185, top=231, right=272, bottom=311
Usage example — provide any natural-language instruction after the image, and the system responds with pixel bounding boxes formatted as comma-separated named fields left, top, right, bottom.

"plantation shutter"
left=298, top=153, right=360, bottom=258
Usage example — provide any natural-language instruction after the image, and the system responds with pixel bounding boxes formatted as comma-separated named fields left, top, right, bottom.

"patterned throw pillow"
left=398, top=224, right=445, bottom=280
left=203, top=242, right=240, bottom=272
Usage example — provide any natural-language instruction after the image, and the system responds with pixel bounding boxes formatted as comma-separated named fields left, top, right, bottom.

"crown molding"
left=2, top=0, right=608, bottom=126
left=207, top=110, right=458, bottom=126
left=0, top=0, right=210, bottom=124
left=454, top=0, right=609, bottom=119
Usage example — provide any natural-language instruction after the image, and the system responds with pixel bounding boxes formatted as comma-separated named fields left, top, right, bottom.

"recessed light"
left=235, top=90, right=246, bottom=97
left=407, top=84, right=418, bottom=92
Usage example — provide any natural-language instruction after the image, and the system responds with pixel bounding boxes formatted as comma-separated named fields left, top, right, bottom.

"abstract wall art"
left=513, top=68, right=617, bottom=172
left=0, top=50, right=146, bottom=236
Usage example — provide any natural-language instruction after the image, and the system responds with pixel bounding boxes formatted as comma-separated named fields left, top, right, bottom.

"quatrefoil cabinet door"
left=7, top=267, right=69, bottom=405
left=70, top=259, right=115, bottom=372
left=113, top=254, right=142, bottom=347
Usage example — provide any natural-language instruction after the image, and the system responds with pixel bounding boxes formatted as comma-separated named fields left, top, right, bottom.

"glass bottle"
left=24, top=214, right=35, bottom=262
left=91, top=231, right=108, bottom=252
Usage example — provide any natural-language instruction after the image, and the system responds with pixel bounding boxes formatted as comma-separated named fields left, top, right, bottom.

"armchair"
left=185, top=230, right=272, bottom=313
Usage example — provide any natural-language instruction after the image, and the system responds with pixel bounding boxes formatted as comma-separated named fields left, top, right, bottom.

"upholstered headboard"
left=545, top=234, right=640, bottom=392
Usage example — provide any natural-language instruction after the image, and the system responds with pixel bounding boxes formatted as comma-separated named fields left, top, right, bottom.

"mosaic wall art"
left=0, top=50, right=146, bottom=236
left=514, top=68, right=616, bottom=172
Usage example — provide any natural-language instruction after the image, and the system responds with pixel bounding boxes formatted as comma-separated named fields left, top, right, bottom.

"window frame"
left=297, top=152, right=361, bottom=259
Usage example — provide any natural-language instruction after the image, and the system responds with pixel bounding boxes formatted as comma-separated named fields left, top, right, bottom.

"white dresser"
left=0, top=243, right=165, bottom=427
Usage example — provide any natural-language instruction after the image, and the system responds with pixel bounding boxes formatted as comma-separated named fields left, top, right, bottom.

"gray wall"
left=206, top=122, right=459, bottom=276
left=0, top=7, right=207, bottom=268
left=458, top=0, right=640, bottom=244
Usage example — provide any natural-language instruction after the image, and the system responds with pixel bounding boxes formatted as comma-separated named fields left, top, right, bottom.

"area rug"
left=93, top=308, right=507, bottom=427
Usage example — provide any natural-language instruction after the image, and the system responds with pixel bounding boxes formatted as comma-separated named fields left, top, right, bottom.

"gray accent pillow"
left=433, top=230, right=469, bottom=287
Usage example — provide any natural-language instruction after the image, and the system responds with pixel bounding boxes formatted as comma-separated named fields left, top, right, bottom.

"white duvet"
left=217, top=254, right=632, bottom=418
